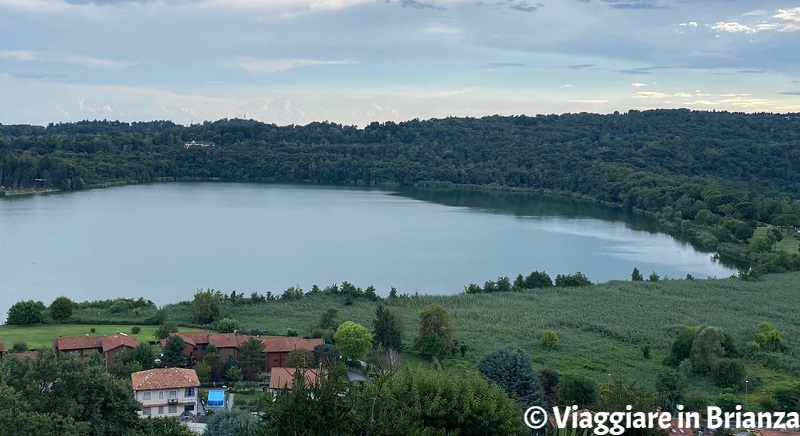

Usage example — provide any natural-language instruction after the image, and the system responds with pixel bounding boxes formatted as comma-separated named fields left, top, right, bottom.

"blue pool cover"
left=208, top=390, right=225, bottom=408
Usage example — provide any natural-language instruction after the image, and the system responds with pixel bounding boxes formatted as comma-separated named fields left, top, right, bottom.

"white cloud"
left=424, top=23, right=461, bottom=36
left=679, top=21, right=698, bottom=28
left=742, top=10, right=767, bottom=16
left=711, top=21, right=756, bottom=33
left=630, top=83, right=647, bottom=88
left=774, top=7, right=800, bottom=23
left=65, top=55, right=134, bottom=69
left=229, top=58, right=352, bottom=74
left=0, top=50, right=37, bottom=61
left=633, top=91, right=693, bottom=99
left=559, top=84, right=574, bottom=88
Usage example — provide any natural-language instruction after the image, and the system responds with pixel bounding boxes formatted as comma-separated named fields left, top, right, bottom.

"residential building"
left=160, top=332, right=241, bottom=364
left=268, top=367, right=325, bottom=392
left=52, top=332, right=139, bottom=368
left=261, top=337, right=324, bottom=370
left=131, top=368, right=200, bottom=419
left=0, top=342, right=4, bottom=359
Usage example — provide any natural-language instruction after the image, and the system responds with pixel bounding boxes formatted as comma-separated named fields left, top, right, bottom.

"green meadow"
left=0, top=324, right=203, bottom=349
left=70, top=272, right=800, bottom=405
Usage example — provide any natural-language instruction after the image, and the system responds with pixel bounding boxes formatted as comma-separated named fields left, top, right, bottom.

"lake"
left=0, top=183, right=738, bottom=320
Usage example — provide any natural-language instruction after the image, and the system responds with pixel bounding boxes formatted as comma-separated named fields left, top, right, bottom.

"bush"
left=683, top=392, right=710, bottom=412
left=131, top=326, right=141, bottom=334
left=215, top=318, right=239, bottom=333
left=11, top=341, right=28, bottom=353
left=540, top=330, right=559, bottom=350
left=712, top=358, right=745, bottom=389
left=716, top=393, right=741, bottom=412
left=648, top=271, right=660, bottom=282
left=560, top=375, right=597, bottom=408
left=49, top=296, right=74, bottom=323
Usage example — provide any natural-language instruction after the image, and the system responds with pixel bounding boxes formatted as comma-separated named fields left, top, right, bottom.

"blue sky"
left=1, top=0, right=799, bottom=126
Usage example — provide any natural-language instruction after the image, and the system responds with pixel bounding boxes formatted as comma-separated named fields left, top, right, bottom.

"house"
left=0, top=343, right=4, bottom=359
left=268, top=367, right=325, bottom=392
left=260, top=337, right=324, bottom=370
left=664, top=419, right=693, bottom=435
left=160, top=332, right=241, bottom=364
left=52, top=333, right=139, bottom=368
left=14, top=351, right=38, bottom=360
left=131, top=368, right=200, bottom=419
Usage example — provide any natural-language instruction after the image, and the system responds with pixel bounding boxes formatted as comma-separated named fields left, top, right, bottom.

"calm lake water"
left=0, top=183, right=738, bottom=319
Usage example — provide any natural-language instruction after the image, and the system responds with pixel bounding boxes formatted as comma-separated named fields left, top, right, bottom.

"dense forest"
left=2, top=110, right=800, bottom=268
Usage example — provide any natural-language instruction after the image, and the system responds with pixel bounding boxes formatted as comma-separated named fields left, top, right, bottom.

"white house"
left=131, top=368, right=200, bottom=418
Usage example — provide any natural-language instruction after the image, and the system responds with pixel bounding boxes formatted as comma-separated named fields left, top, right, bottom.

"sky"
left=0, top=0, right=799, bottom=126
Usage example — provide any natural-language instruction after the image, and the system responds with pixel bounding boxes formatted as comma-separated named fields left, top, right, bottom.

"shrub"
left=131, top=326, right=141, bottom=334
left=683, top=392, right=710, bottom=412
left=560, top=375, right=597, bottom=408
left=712, top=358, right=745, bottom=389
left=215, top=318, right=239, bottom=333
left=555, top=272, right=591, bottom=287
left=11, top=341, right=28, bottom=353
left=540, top=330, right=559, bottom=350
left=648, top=271, right=660, bottom=282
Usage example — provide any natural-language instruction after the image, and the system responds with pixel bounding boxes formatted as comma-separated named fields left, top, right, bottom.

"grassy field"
left=753, top=226, right=800, bottom=254
left=71, top=272, right=800, bottom=406
left=0, top=324, right=203, bottom=349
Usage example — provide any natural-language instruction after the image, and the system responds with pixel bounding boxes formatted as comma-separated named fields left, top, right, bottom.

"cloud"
left=780, top=91, right=800, bottom=96
left=424, top=23, right=461, bottom=35
left=567, top=64, right=594, bottom=70
left=711, top=21, right=756, bottom=34
left=742, top=10, right=767, bottom=17
left=633, top=91, right=691, bottom=99
left=738, top=69, right=765, bottom=74
left=393, top=0, right=446, bottom=10
left=0, top=50, right=38, bottom=61
left=0, top=50, right=133, bottom=68
left=630, top=82, right=647, bottom=88
left=559, top=84, right=574, bottom=88
left=229, top=58, right=352, bottom=74
left=616, top=68, right=652, bottom=75
left=678, top=21, right=698, bottom=28
left=774, top=7, right=800, bottom=23
left=602, top=0, right=667, bottom=10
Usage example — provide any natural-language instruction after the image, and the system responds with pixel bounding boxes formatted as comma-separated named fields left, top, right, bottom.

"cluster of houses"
left=0, top=330, right=326, bottom=421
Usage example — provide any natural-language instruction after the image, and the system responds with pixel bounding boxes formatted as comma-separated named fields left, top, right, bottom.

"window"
left=158, top=406, right=164, bottom=415
left=168, top=390, right=177, bottom=400
left=143, top=392, right=151, bottom=400
left=184, top=405, right=195, bottom=412
left=185, top=388, right=195, bottom=397
left=159, top=391, right=164, bottom=399
left=142, top=407, right=151, bottom=415
left=168, top=405, right=177, bottom=414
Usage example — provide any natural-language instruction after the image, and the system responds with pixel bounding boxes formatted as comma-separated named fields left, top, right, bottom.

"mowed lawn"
left=753, top=226, right=800, bottom=253
left=0, top=324, right=203, bottom=349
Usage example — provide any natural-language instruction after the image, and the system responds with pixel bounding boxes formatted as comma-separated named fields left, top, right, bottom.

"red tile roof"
left=131, top=368, right=200, bottom=391
left=209, top=333, right=240, bottom=348
left=0, top=343, right=4, bottom=353
left=53, top=335, right=103, bottom=351
left=101, top=333, right=139, bottom=352
left=269, top=367, right=325, bottom=390
left=53, top=333, right=138, bottom=352
left=261, top=337, right=324, bottom=353
left=757, top=432, right=800, bottom=436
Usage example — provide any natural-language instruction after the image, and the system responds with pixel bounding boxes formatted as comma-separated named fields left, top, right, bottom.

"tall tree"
left=334, top=321, right=372, bottom=361
left=161, top=335, right=187, bottom=368
left=190, top=289, right=221, bottom=325
left=413, top=304, right=456, bottom=359
left=372, top=306, right=402, bottom=350
left=6, top=300, right=46, bottom=325
left=477, top=347, right=545, bottom=408
left=49, top=296, right=74, bottom=323
left=237, top=337, right=265, bottom=381
left=132, top=342, right=157, bottom=370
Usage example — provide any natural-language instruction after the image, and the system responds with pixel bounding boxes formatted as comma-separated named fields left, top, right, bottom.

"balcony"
left=168, top=398, right=178, bottom=404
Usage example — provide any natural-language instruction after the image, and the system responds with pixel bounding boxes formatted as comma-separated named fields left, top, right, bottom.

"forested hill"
left=2, top=109, right=800, bottom=266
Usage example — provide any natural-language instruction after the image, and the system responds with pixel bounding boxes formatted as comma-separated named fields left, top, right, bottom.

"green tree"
left=476, top=347, right=545, bottom=408
left=712, top=358, right=745, bottom=389
left=6, top=300, right=46, bottom=325
left=237, top=337, right=265, bottom=381
left=555, top=272, right=591, bottom=287
left=560, top=375, right=597, bottom=408
left=319, top=308, right=339, bottom=330
left=648, top=271, right=660, bottom=282
left=334, top=321, right=372, bottom=361
left=413, top=304, right=456, bottom=359
left=597, top=379, right=657, bottom=436
left=666, top=324, right=700, bottom=367
left=313, top=344, right=341, bottom=368
left=655, top=368, right=686, bottom=412
left=139, top=417, right=196, bottom=436
left=11, top=342, right=28, bottom=353
left=691, top=326, right=726, bottom=374
left=206, top=409, right=259, bottom=436
left=161, top=335, right=186, bottom=368
left=132, top=342, right=157, bottom=370
left=195, top=361, right=212, bottom=383
left=214, top=318, right=238, bottom=333
left=190, top=289, right=221, bottom=324
left=524, top=271, right=553, bottom=288
left=631, top=267, right=644, bottom=281
left=749, top=322, right=786, bottom=352
left=154, top=322, right=178, bottom=340
left=49, top=296, right=74, bottom=323
left=372, top=306, right=402, bottom=350
left=224, top=366, right=243, bottom=382
left=541, top=330, right=559, bottom=349
left=284, top=349, right=314, bottom=368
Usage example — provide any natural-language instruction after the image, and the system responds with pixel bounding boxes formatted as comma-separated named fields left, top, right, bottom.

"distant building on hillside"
left=52, top=332, right=139, bottom=368
left=183, top=140, right=215, bottom=149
